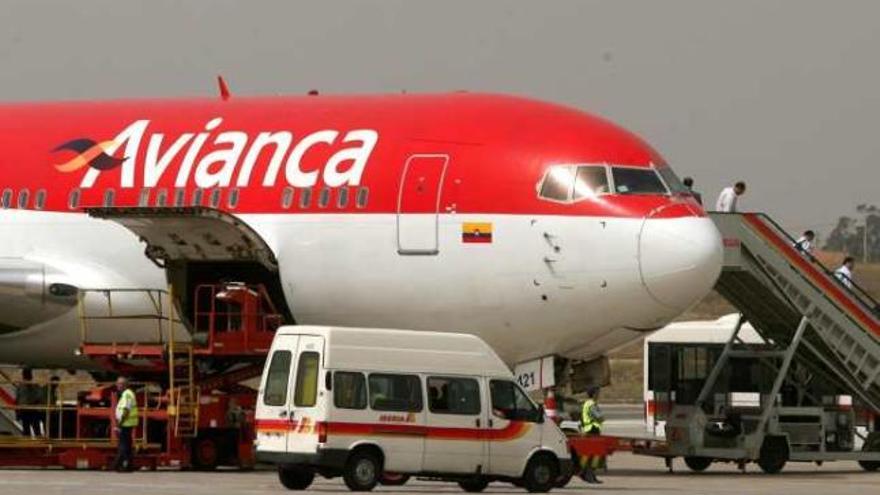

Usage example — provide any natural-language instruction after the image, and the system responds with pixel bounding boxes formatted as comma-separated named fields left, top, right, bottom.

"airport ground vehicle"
left=636, top=213, right=880, bottom=473
left=255, top=326, right=572, bottom=492
left=0, top=283, right=279, bottom=470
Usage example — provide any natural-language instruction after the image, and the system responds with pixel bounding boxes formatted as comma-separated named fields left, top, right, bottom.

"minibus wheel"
left=343, top=449, right=382, bottom=491
left=278, top=466, right=315, bottom=490
left=379, top=473, right=410, bottom=486
left=522, top=453, right=558, bottom=493
left=458, top=477, right=489, bottom=492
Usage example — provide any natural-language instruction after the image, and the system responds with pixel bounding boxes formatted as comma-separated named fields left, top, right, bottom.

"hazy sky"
left=2, top=0, right=878, bottom=235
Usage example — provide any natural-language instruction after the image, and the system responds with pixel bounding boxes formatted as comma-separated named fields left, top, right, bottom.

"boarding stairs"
left=711, top=213, right=880, bottom=413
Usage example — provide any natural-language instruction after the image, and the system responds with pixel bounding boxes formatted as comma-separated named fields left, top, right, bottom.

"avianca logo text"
left=52, top=118, right=378, bottom=190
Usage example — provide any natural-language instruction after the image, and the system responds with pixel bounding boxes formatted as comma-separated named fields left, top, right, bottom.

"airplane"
left=0, top=88, right=722, bottom=392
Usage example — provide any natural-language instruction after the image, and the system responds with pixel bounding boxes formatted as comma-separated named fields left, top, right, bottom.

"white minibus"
left=255, top=326, right=571, bottom=492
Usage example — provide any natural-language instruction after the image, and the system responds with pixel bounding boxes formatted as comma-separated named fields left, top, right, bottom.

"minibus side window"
left=264, top=351, right=292, bottom=406
left=294, top=352, right=320, bottom=407
left=427, top=377, right=481, bottom=415
left=334, top=371, right=367, bottom=409
left=368, top=374, right=423, bottom=412
left=490, top=380, right=540, bottom=422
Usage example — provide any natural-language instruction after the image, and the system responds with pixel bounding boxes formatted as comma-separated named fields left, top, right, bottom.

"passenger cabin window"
left=573, top=166, right=610, bottom=200
left=293, top=352, right=320, bottom=407
left=281, top=187, right=295, bottom=209
left=428, top=377, right=481, bottom=415
left=612, top=168, right=668, bottom=195
left=68, top=189, right=81, bottom=209
left=368, top=374, right=423, bottom=412
left=356, top=187, right=369, bottom=209
left=17, top=189, right=29, bottom=209
left=138, top=189, right=151, bottom=207
left=539, top=166, right=576, bottom=202
left=210, top=189, right=222, bottom=208
left=263, top=350, right=292, bottom=406
left=156, top=189, right=168, bottom=207
left=334, top=372, right=367, bottom=410
left=1, top=189, right=11, bottom=209
left=317, top=187, right=331, bottom=209
left=34, top=189, right=46, bottom=210
left=490, top=380, right=541, bottom=422
left=174, top=188, right=186, bottom=207
left=337, top=187, right=349, bottom=209
left=103, top=189, right=115, bottom=207
left=191, top=189, right=204, bottom=207
left=228, top=188, right=240, bottom=209
left=299, top=188, right=312, bottom=209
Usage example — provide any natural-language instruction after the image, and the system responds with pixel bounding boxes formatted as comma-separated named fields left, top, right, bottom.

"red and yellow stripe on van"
left=256, top=418, right=531, bottom=442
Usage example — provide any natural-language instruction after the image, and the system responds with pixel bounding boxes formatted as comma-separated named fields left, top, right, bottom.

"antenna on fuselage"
left=217, top=75, right=232, bottom=101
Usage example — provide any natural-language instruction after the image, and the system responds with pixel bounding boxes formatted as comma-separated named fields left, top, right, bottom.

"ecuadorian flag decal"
left=462, top=222, right=493, bottom=244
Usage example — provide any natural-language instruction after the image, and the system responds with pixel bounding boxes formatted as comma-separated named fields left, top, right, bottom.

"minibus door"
left=487, top=379, right=544, bottom=477
left=258, top=335, right=300, bottom=453
left=286, top=335, right=326, bottom=454
left=423, top=376, right=488, bottom=473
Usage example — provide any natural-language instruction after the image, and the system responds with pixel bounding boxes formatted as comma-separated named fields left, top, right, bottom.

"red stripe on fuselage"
left=0, top=93, right=701, bottom=220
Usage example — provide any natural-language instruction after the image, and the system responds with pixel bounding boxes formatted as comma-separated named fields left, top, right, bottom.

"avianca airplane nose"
left=637, top=205, right=723, bottom=312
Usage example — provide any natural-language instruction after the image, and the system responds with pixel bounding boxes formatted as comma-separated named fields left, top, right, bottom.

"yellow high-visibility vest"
left=581, top=399, right=600, bottom=433
left=116, top=388, right=139, bottom=428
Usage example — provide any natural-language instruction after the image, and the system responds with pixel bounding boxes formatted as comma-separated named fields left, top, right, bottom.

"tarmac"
left=0, top=405, right=877, bottom=495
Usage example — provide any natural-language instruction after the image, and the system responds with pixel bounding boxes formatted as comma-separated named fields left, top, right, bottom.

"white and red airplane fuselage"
left=0, top=92, right=722, bottom=370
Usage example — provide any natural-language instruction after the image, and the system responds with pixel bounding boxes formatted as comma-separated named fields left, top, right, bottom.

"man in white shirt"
left=794, top=230, right=816, bottom=256
left=715, top=181, right=746, bottom=212
left=835, top=256, right=855, bottom=290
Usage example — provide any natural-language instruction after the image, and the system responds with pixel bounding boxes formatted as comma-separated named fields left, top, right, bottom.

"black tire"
left=192, top=436, right=219, bottom=471
left=458, top=477, right=490, bottom=492
left=858, top=432, right=880, bottom=472
left=522, top=454, right=559, bottom=493
left=379, top=473, right=410, bottom=486
left=278, top=466, right=315, bottom=490
left=684, top=456, right=712, bottom=472
left=343, top=449, right=381, bottom=492
left=757, top=436, right=788, bottom=474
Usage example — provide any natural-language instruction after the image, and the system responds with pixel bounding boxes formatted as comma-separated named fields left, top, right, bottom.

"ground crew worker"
left=715, top=181, right=746, bottom=212
left=835, top=256, right=855, bottom=290
left=15, top=367, right=43, bottom=437
left=579, top=386, right=605, bottom=484
left=111, top=376, right=138, bottom=472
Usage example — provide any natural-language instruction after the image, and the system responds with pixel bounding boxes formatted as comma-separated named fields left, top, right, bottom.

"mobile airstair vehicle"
left=660, top=213, right=880, bottom=473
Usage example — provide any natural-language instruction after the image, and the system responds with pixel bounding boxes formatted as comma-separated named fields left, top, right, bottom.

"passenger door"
left=397, top=154, right=449, bottom=255
left=256, top=335, right=299, bottom=453
left=286, top=335, right=326, bottom=454
left=423, top=376, right=487, bottom=474
left=486, top=379, right=544, bottom=477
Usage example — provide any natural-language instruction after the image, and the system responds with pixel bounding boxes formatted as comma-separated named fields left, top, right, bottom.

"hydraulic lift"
left=0, top=283, right=281, bottom=470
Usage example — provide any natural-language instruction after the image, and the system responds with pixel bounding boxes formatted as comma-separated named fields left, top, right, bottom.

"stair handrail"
left=749, top=212, right=880, bottom=321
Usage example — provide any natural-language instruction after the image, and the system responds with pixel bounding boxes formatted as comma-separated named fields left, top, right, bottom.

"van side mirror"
left=536, top=405, right=545, bottom=424
left=325, top=371, right=332, bottom=391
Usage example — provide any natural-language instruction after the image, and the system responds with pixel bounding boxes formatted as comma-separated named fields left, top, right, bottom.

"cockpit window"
left=573, top=166, right=610, bottom=200
left=611, top=167, right=668, bottom=195
left=655, top=164, right=689, bottom=194
left=538, top=166, right=576, bottom=202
